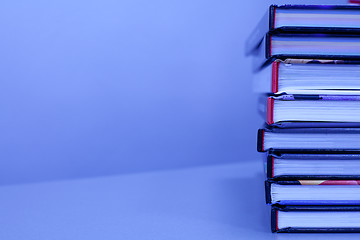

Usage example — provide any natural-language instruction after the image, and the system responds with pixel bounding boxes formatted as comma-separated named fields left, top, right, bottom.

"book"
left=265, top=180, right=360, bottom=205
left=267, top=151, right=360, bottom=180
left=266, top=95, right=360, bottom=127
left=246, top=5, right=360, bottom=57
left=251, top=33, right=360, bottom=70
left=253, top=59, right=360, bottom=95
left=258, top=127, right=360, bottom=152
left=249, top=4, right=360, bottom=234
left=272, top=205, right=360, bottom=233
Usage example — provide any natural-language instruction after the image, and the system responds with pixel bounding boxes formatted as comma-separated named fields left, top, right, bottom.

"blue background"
left=0, top=0, right=356, bottom=239
left=0, top=0, right=346, bottom=185
left=1, top=0, right=265, bottom=185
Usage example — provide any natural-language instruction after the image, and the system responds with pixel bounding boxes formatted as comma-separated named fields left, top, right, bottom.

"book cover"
left=265, top=179, right=360, bottom=205
left=267, top=150, right=360, bottom=180
left=272, top=205, right=360, bottom=233
left=258, top=127, right=360, bottom=152
left=246, top=5, right=360, bottom=56
left=266, top=95, right=360, bottom=128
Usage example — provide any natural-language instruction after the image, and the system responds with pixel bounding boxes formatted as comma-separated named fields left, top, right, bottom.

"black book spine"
left=271, top=206, right=277, bottom=232
left=257, top=129, right=265, bottom=152
left=266, top=153, right=273, bottom=179
left=268, top=5, right=276, bottom=30
left=265, top=33, right=271, bottom=59
left=265, top=180, right=272, bottom=204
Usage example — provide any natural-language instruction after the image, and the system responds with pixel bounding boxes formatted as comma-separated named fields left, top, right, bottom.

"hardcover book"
left=249, top=4, right=360, bottom=234
left=253, top=59, right=360, bottom=95
left=251, top=33, right=360, bottom=70
left=266, top=95, right=360, bottom=127
left=258, top=127, right=360, bottom=152
left=266, top=179, right=360, bottom=205
left=272, top=205, right=360, bottom=233
left=246, top=5, right=360, bottom=58
left=266, top=150, right=360, bottom=180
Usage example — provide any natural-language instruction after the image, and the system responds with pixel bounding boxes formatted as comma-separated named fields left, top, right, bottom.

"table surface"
left=1, top=160, right=359, bottom=240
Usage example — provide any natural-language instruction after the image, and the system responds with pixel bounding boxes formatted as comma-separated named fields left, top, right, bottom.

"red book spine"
left=257, top=129, right=265, bottom=152
left=267, top=97, right=274, bottom=125
left=349, top=0, right=360, bottom=4
left=271, top=62, right=279, bottom=93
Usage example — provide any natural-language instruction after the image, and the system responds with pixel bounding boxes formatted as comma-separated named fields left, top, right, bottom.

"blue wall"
left=0, top=0, right=345, bottom=184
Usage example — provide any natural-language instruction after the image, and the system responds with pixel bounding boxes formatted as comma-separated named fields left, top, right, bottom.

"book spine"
left=267, top=33, right=271, bottom=58
left=266, top=154, right=273, bottom=179
left=257, top=129, right=265, bottom=152
left=271, top=156, right=274, bottom=178
left=349, top=0, right=360, bottom=4
left=265, top=180, right=272, bottom=204
left=271, top=62, right=279, bottom=93
left=271, top=206, right=278, bottom=232
left=269, top=5, right=276, bottom=30
left=267, top=98, right=274, bottom=125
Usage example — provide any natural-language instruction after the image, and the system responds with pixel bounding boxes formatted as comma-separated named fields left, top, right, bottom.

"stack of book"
left=247, top=5, right=360, bottom=233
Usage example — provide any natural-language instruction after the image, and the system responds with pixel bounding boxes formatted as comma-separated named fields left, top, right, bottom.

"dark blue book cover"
left=246, top=5, right=360, bottom=67
left=265, top=179, right=360, bottom=205
left=258, top=127, right=360, bottom=152
left=251, top=33, right=360, bottom=71
left=267, top=150, right=360, bottom=180
left=272, top=205, right=360, bottom=233
left=266, top=95, right=360, bottom=128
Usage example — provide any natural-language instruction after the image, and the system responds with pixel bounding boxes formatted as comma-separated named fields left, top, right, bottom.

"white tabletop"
left=1, top=161, right=359, bottom=239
